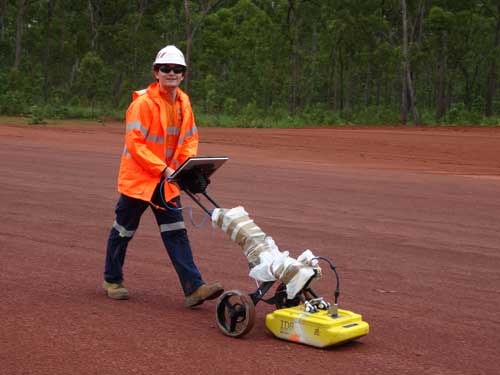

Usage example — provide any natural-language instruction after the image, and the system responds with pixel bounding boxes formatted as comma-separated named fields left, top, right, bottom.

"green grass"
left=1, top=102, right=499, bottom=127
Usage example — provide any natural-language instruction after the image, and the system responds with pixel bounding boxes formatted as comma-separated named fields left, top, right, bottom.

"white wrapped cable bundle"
left=211, top=206, right=320, bottom=299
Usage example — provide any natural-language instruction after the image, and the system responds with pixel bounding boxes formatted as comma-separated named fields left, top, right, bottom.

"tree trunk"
left=406, top=61, right=420, bottom=125
left=43, top=0, right=53, bottom=102
left=132, top=0, right=147, bottom=82
left=14, top=0, right=28, bottom=68
left=364, top=61, right=372, bottom=106
left=384, top=74, right=391, bottom=107
left=461, top=66, right=473, bottom=111
left=411, top=0, right=426, bottom=47
left=400, top=0, right=409, bottom=124
left=307, top=21, right=319, bottom=106
left=400, top=0, right=420, bottom=125
left=0, top=0, right=7, bottom=42
left=486, top=0, right=500, bottom=117
left=375, top=70, right=381, bottom=106
left=287, top=0, right=299, bottom=114
left=458, top=53, right=481, bottom=112
left=88, top=0, right=100, bottom=50
left=69, top=58, right=79, bottom=87
left=345, top=51, right=353, bottom=112
left=327, top=46, right=335, bottom=110
left=183, top=0, right=223, bottom=94
left=112, top=72, right=124, bottom=107
left=400, top=65, right=408, bottom=124
left=447, top=79, right=453, bottom=111
left=338, top=48, right=344, bottom=111
left=184, top=0, right=192, bottom=93
left=436, top=31, right=447, bottom=120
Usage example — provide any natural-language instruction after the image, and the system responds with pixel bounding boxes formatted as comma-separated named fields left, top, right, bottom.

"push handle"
left=183, top=189, right=220, bottom=216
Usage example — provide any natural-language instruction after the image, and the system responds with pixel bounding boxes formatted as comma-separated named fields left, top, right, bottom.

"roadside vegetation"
left=1, top=1, right=499, bottom=127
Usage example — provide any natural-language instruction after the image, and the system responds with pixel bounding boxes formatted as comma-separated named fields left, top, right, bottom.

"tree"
left=486, top=0, right=500, bottom=117
left=427, top=6, right=453, bottom=120
left=400, top=0, right=420, bottom=125
left=0, top=0, right=498, bottom=121
left=183, top=0, right=225, bottom=93
left=0, top=0, right=7, bottom=42
left=43, top=0, right=53, bottom=102
left=286, top=0, right=299, bottom=114
left=74, top=51, right=106, bottom=107
left=195, top=0, right=279, bottom=110
left=14, top=0, right=29, bottom=68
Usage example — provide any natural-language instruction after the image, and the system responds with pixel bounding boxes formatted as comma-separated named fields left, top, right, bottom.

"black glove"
left=180, top=170, right=210, bottom=193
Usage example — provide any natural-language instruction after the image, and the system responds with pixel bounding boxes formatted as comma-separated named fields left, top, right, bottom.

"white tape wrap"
left=212, top=206, right=320, bottom=299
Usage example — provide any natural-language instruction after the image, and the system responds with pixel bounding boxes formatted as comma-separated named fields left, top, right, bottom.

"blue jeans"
left=104, top=185, right=204, bottom=296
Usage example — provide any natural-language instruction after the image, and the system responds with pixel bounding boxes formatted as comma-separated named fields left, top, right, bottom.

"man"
left=103, top=45, right=223, bottom=308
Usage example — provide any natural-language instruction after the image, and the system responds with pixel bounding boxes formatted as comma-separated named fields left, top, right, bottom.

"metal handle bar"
left=183, top=189, right=220, bottom=216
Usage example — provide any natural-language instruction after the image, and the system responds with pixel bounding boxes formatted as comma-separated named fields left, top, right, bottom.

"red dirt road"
left=1, top=121, right=499, bottom=375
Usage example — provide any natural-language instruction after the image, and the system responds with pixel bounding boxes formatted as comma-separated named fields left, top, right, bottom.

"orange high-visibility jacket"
left=117, top=82, right=198, bottom=203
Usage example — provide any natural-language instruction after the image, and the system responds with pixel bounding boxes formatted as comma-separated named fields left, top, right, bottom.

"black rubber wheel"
left=215, top=290, right=256, bottom=338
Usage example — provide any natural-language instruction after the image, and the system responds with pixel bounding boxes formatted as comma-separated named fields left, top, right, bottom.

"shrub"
left=28, top=105, right=46, bottom=124
left=0, top=91, right=29, bottom=115
left=350, top=106, right=399, bottom=125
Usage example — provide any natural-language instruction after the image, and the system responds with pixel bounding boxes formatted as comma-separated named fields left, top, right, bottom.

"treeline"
left=0, top=0, right=499, bottom=126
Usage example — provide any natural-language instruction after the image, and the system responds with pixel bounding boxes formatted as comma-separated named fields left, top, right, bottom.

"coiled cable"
left=159, top=178, right=210, bottom=229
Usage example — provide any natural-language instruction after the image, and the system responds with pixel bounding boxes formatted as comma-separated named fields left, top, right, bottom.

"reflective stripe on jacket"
left=117, top=82, right=198, bottom=203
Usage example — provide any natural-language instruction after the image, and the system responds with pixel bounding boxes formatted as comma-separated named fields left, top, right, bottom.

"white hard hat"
left=153, top=45, right=186, bottom=67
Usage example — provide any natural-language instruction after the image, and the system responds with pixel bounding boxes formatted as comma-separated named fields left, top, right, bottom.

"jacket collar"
left=147, top=82, right=186, bottom=104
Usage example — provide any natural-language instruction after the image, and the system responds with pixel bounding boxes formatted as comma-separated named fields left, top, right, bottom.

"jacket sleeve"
left=175, top=102, right=199, bottom=168
left=125, top=98, right=166, bottom=177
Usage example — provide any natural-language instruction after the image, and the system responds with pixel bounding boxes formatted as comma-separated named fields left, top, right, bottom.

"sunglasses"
left=158, top=65, right=185, bottom=74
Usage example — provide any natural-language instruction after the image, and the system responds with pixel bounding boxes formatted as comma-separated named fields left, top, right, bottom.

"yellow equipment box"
left=265, top=306, right=369, bottom=348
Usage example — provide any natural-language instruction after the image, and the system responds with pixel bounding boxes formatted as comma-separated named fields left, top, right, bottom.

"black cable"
left=313, top=256, right=340, bottom=305
left=159, top=179, right=212, bottom=228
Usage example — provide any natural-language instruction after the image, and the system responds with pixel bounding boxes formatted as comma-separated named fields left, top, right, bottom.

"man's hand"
left=163, top=167, right=179, bottom=188
left=164, top=167, right=176, bottom=178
